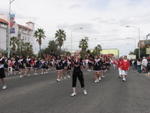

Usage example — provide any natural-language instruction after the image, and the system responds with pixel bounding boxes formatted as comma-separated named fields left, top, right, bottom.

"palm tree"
left=10, top=37, right=18, bottom=51
left=55, top=29, right=66, bottom=49
left=79, top=37, right=89, bottom=51
left=34, top=28, right=45, bottom=57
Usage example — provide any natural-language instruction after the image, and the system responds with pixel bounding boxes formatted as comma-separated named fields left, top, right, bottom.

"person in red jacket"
left=121, top=56, right=130, bottom=82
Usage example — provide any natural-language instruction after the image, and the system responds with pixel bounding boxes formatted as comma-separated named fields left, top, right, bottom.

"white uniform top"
left=142, top=58, right=148, bottom=66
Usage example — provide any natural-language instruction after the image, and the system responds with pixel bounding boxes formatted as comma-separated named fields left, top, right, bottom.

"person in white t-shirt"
left=142, top=57, right=148, bottom=73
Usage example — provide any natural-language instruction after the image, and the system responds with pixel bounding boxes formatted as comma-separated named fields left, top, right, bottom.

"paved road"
left=0, top=68, right=150, bottom=113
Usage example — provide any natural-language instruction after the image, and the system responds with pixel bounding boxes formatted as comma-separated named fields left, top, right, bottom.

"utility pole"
left=7, top=0, right=15, bottom=58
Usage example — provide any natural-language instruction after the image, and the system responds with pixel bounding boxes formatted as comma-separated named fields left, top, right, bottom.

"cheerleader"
left=71, top=56, right=87, bottom=97
left=55, top=56, right=63, bottom=82
left=101, top=57, right=106, bottom=78
left=0, top=55, right=7, bottom=90
left=26, top=57, right=31, bottom=76
left=117, top=57, right=123, bottom=78
left=66, top=58, right=72, bottom=78
left=93, top=56, right=102, bottom=83
left=62, top=57, right=68, bottom=79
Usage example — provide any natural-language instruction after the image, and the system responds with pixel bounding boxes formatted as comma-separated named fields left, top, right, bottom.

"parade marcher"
left=112, top=58, right=117, bottom=70
left=147, top=59, right=150, bottom=76
left=93, top=56, right=102, bottom=83
left=8, top=58, right=13, bottom=75
left=71, top=56, right=87, bottom=97
left=62, top=57, right=68, bottom=79
left=87, top=57, right=93, bottom=72
left=101, top=57, right=106, bottom=78
left=117, top=57, right=123, bottom=78
left=55, top=56, right=63, bottom=82
left=121, top=56, right=130, bottom=82
left=66, top=58, right=72, bottom=78
left=0, top=54, right=7, bottom=90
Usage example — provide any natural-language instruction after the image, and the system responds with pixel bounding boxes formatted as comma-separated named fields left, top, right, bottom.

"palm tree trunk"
left=39, top=45, right=42, bottom=58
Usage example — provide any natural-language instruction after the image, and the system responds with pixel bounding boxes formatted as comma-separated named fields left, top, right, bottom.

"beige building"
left=0, top=18, right=8, bottom=51
left=0, top=15, right=37, bottom=53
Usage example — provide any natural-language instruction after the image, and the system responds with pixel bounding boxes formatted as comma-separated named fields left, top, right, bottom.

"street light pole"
left=126, top=26, right=141, bottom=58
left=125, top=37, right=136, bottom=50
left=138, top=28, right=141, bottom=59
left=70, top=27, right=84, bottom=53
left=70, top=30, right=73, bottom=53
left=7, top=0, right=15, bottom=58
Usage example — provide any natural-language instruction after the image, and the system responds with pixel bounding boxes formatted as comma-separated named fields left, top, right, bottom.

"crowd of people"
left=131, top=57, right=150, bottom=75
left=0, top=53, right=133, bottom=97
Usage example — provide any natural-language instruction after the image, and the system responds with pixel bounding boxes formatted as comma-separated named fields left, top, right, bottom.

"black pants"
left=72, top=71, right=85, bottom=88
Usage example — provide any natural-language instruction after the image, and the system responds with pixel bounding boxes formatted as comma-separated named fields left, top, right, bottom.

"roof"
left=18, top=24, right=33, bottom=31
left=0, top=18, right=8, bottom=25
left=26, top=21, right=34, bottom=24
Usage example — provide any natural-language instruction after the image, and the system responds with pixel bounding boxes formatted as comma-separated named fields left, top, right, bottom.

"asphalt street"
left=0, top=68, right=150, bottom=113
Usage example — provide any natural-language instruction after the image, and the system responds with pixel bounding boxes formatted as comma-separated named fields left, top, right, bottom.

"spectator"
left=141, top=57, right=148, bottom=73
left=137, top=59, right=142, bottom=73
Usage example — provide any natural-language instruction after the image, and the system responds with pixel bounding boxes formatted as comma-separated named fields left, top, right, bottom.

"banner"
left=146, top=48, right=150, bottom=55
left=10, top=13, right=16, bottom=33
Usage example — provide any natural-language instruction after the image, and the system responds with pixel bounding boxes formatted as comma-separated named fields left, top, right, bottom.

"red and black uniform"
left=55, top=60, right=63, bottom=70
left=0, top=58, right=6, bottom=79
left=93, top=59, right=102, bottom=71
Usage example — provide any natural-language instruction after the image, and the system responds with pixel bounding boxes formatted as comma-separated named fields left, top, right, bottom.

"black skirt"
left=0, top=68, right=5, bottom=78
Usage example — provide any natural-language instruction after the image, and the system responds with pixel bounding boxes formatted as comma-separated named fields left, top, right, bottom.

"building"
left=0, top=18, right=8, bottom=51
left=0, top=14, right=37, bottom=53
left=11, top=21, right=35, bottom=43
left=138, top=40, right=150, bottom=48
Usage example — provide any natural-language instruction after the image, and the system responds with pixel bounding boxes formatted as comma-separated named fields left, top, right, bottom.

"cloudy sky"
left=0, top=0, right=150, bottom=55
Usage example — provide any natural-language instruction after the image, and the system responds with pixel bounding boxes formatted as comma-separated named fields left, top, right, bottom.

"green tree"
left=92, top=44, right=102, bottom=56
left=48, top=40, right=58, bottom=54
left=34, top=28, right=45, bottom=57
left=55, top=29, right=66, bottom=49
left=134, top=47, right=147, bottom=59
left=79, top=37, right=89, bottom=58
left=21, top=42, right=33, bottom=56
left=42, top=40, right=59, bottom=55
left=10, top=37, right=18, bottom=51
left=79, top=37, right=88, bottom=51
left=86, top=49, right=91, bottom=55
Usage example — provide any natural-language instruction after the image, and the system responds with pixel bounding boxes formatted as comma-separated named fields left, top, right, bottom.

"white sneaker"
left=67, top=75, right=71, bottom=78
left=101, top=75, right=105, bottom=78
left=99, top=77, right=102, bottom=81
left=70, top=92, right=76, bottom=97
left=87, top=69, right=91, bottom=72
left=94, top=79, right=99, bottom=83
left=122, top=78, right=126, bottom=81
left=20, top=75, right=23, bottom=78
left=83, top=90, right=87, bottom=95
left=2, top=85, right=7, bottom=90
left=56, top=79, right=61, bottom=82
